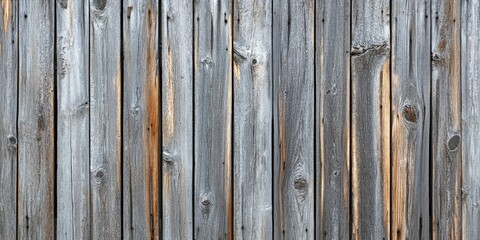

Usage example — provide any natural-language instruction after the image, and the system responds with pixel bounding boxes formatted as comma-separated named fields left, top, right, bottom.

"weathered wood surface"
left=56, top=0, right=90, bottom=239
left=315, top=0, right=350, bottom=239
left=351, top=0, right=390, bottom=238
left=462, top=0, right=480, bottom=238
left=161, top=0, right=193, bottom=238
left=233, top=0, right=272, bottom=239
left=273, top=0, right=314, bottom=239
left=18, top=0, right=55, bottom=239
left=391, top=0, right=431, bottom=239
left=0, top=0, right=17, bottom=239
left=194, top=0, right=233, bottom=239
left=123, top=0, right=160, bottom=239
left=431, top=0, right=462, bottom=238
left=89, top=0, right=122, bottom=238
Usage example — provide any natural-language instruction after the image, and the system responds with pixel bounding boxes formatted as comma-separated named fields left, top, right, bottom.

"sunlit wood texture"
left=273, top=0, right=315, bottom=239
left=351, top=0, right=391, bottom=238
left=315, top=0, right=350, bottom=238
left=0, top=0, right=18, bottom=239
left=56, top=0, right=90, bottom=238
left=431, top=0, right=462, bottom=238
left=391, top=0, right=431, bottom=239
left=194, top=0, right=233, bottom=239
left=89, top=0, right=122, bottom=238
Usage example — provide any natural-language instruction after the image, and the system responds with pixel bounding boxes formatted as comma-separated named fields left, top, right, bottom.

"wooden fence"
left=0, top=0, right=479, bottom=239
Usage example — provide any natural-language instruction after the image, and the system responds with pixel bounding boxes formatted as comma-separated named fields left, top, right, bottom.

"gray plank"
left=350, top=0, right=390, bottom=238
left=272, top=0, right=314, bottom=239
left=431, top=0, right=462, bottom=238
left=0, top=0, right=18, bottom=239
left=18, top=0, right=55, bottom=238
left=391, top=0, right=431, bottom=239
left=462, top=0, right=480, bottom=238
left=89, top=0, right=122, bottom=238
left=123, top=0, right=160, bottom=239
left=233, top=0, right=272, bottom=239
left=194, top=0, right=233, bottom=238
left=315, top=0, right=350, bottom=238
left=56, top=0, right=90, bottom=239
left=161, top=0, right=194, bottom=238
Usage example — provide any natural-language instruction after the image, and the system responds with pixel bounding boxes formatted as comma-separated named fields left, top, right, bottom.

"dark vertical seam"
left=158, top=0, right=163, bottom=239
left=389, top=0, right=393, bottom=238
left=120, top=0, right=125, bottom=238
left=313, top=0, right=317, bottom=237
left=230, top=0, right=234, bottom=239
left=192, top=0, right=196, bottom=239
left=88, top=0, right=92, bottom=238
left=349, top=0, right=353, bottom=239
left=429, top=0, right=433, bottom=238
left=53, top=1, right=58, bottom=238
left=271, top=0, right=275, bottom=238
left=16, top=0, right=20, bottom=238
left=458, top=0, right=463, bottom=237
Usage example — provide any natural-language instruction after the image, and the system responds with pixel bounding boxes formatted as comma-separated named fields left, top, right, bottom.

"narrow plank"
left=18, top=0, right=55, bottom=238
left=462, top=0, right=480, bottom=238
left=315, top=0, right=350, bottom=238
left=123, top=0, right=160, bottom=239
left=391, top=0, right=431, bottom=239
left=56, top=0, right=90, bottom=239
left=194, top=0, right=233, bottom=238
left=89, top=0, right=122, bottom=238
left=161, top=0, right=194, bottom=238
left=350, top=0, right=390, bottom=238
left=0, top=0, right=18, bottom=239
left=272, top=0, right=314, bottom=239
left=431, top=0, right=462, bottom=238
left=233, top=0, right=272, bottom=238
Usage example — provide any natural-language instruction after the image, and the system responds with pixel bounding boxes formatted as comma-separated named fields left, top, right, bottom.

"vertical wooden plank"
left=233, top=0, right=272, bottom=238
left=431, top=0, right=462, bottom=238
left=462, top=0, right=480, bottom=238
left=391, top=0, right=431, bottom=239
left=315, top=0, right=350, bottom=238
left=89, top=0, right=122, bottom=238
left=0, top=0, right=17, bottom=239
left=18, top=0, right=55, bottom=238
left=351, top=0, right=390, bottom=238
left=123, top=0, right=160, bottom=239
left=56, top=0, right=90, bottom=239
left=194, top=0, right=233, bottom=238
left=273, top=0, right=314, bottom=239
left=161, top=0, right=194, bottom=238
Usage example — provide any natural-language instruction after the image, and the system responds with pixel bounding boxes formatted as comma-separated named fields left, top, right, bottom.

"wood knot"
left=7, top=135, right=17, bottom=150
left=402, top=104, right=418, bottom=123
left=93, top=0, right=107, bottom=10
left=447, top=134, right=461, bottom=151
left=251, top=58, right=258, bottom=65
left=200, top=193, right=213, bottom=215
left=93, top=168, right=106, bottom=184
left=59, top=0, right=68, bottom=9
left=162, top=150, right=176, bottom=164
left=294, top=177, right=308, bottom=190
left=131, top=106, right=141, bottom=116
left=201, top=57, right=215, bottom=68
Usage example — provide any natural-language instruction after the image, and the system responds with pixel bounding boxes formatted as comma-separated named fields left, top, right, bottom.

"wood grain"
left=18, top=0, right=55, bottom=238
left=351, top=0, right=390, bottom=238
left=194, top=0, right=233, bottom=238
left=315, top=0, right=350, bottom=238
left=462, top=0, right=480, bottom=238
left=391, top=0, right=431, bottom=239
left=431, top=0, right=462, bottom=238
left=233, top=0, right=272, bottom=239
left=56, top=0, right=90, bottom=239
left=161, top=0, right=194, bottom=238
left=123, top=0, right=160, bottom=239
left=89, top=0, right=122, bottom=238
left=0, top=0, right=17, bottom=239
left=273, top=0, right=314, bottom=239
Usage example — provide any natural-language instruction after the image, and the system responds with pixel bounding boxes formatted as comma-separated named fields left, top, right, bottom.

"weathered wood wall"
left=1, top=0, right=480, bottom=239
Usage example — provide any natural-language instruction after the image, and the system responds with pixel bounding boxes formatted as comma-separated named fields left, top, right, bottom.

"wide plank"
left=56, top=0, right=90, bottom=239
left=315, top=0, right=350, bottom=238
left=0, top=0, right=18, bottom=239
left=272, top=0, right=315, bottom=239
left=89, top=0, right=122, bottom=238
left=351, top=0, right=390, bottom=238
left=18, top=0, right=55, bottom=238
left=194, top=0, right=233, bottom=238
left=233, top=0, right=273, bottom=239
left=431, top=0, right=462, bottom=238
left=123, top=0, right=160, bottom=239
